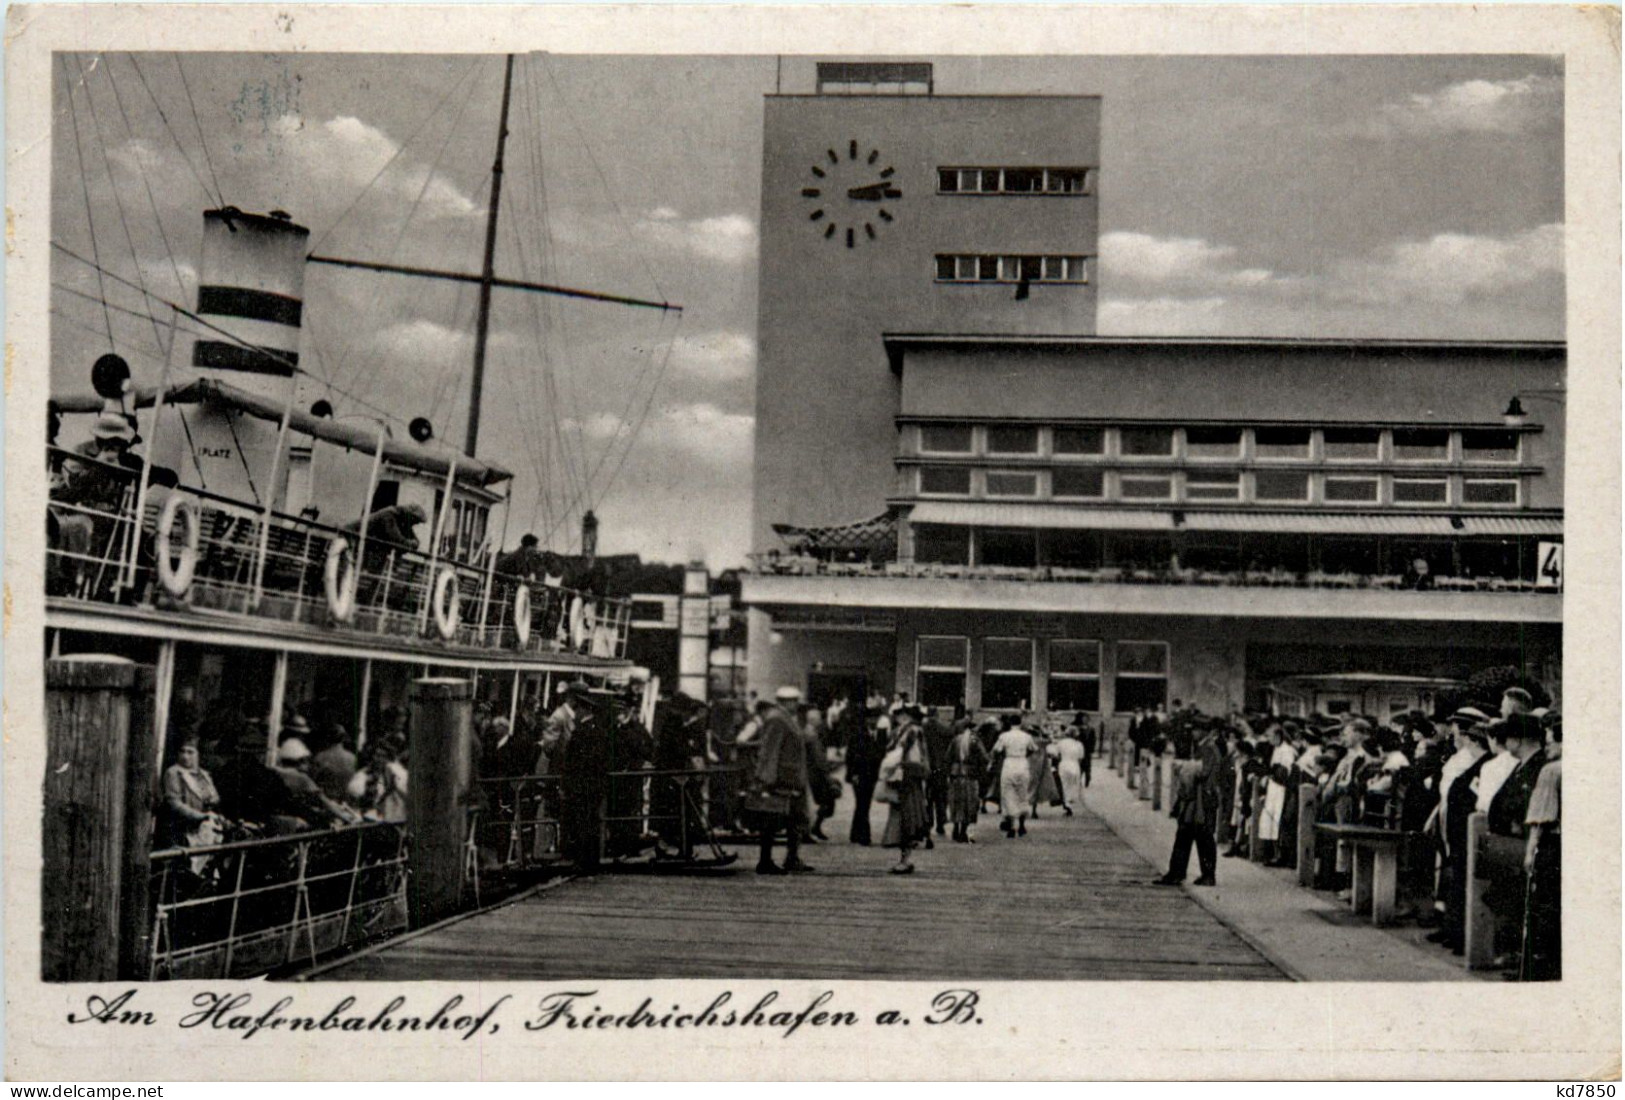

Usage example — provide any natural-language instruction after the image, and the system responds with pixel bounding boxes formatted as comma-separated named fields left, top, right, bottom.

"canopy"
left=54, top=377, right=512, bottom=488
left=907, top=501, right=1563, bottom=538
left=772, top=510, right=899, bottom=554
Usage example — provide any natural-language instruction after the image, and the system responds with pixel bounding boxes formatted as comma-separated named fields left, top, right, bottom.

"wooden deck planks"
left=315, top=786, right=1283, bottom=982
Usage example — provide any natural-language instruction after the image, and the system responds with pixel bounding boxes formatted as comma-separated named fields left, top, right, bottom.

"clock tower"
left=753, top=62, right=1101, bottom=551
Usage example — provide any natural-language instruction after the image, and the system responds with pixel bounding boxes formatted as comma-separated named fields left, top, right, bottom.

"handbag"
left=878, top=743, right=906, bottom=786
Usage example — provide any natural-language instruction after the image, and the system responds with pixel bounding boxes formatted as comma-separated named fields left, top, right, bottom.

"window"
left=919, top=466, right=971, bottom=495
left=1045, top=168, right=1092, bottom=193
left=978, top=527, right=1037, bottom=568
left=818, top=62, right=933, bottom=95
left=1003, top=168, right=1044, bottom=193
left=934, top=254, right=1092, bottom=284
left=1463, top=478, right=1519, bottom=506
left=1324, top=476, right=1380, bottom=503
left=630, top=600, right=669, bottom=624
left=1046, top=529, right=1102, bottom=568
left=1323, top=427, right=1379, bottom=461
left=1184, top=471, right=1242, bottom=501
left=987, top=425, right=1038, bottom=454
left=1052, top=467, right=1104, bottom=498
left=1119, top=426, right=1174, bottom=456
left=1114, top=641, right=1168, bottom=712
left=1254, top=470, right=1310, bottom=502
left=980, top=638, right=1033, bottom=710
left=1048, top=640, right=1101, bottom=712
left=1462, top=429, right=1520, bottom=463
left=937, top=166, right=1094, bottom=195
left=1319, top=538, right=1379, bottom=575
left=1185, top=426, right=1242, bottom=460
left=1254, top=426, right=1311, bottom=460
left=1393, top=428, right=1449, bottom=462
left=985, top=470, right=1039, bottom=497
left=1119, top=474, right=1173, bottom=500
left=1393, top=477, right=1449, bottom=505
left=917, top=636, right=967, bottom=708
left=913, top=524, right=970, bottom=565
left=920, top=424, right=972, bottom=453
left=1053, top=426, right=1104, bottom=455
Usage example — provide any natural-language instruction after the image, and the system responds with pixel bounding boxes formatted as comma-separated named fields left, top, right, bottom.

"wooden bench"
left=1317, top=823, right=1414, bottom=925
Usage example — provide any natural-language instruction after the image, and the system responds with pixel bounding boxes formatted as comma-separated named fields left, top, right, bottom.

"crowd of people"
left=1121, top=684, right=1560, bottom=981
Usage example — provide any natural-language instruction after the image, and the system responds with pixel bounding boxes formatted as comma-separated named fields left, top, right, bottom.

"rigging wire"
left=172, top=53, right=224, bottom=207
left=126, top=54, right=218, bottom=207
left=74, top=53, right=169, bottom=357
left=60, top=56, right=115, bottom=346
left=100, top=54, right=191, bottom=355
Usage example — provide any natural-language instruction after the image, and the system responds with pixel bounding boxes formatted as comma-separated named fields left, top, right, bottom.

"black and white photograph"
left=6, top=3, right=1619, bottom=1082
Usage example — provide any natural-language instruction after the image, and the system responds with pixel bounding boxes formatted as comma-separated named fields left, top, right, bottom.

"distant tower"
left=581, top=510, right=599, bottom=559
left=180, top=208, right=310, bottom=505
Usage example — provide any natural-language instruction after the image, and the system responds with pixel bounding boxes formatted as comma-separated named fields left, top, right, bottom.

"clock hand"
left=847, top=182, right=903, bottom=201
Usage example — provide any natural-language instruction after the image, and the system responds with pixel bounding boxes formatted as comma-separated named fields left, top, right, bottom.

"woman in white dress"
left=991, top=720, right=1037, bottom=837
left=1257, top=723, right=1296, bottom=862
left=1052, top=728, right=1087, bottom=813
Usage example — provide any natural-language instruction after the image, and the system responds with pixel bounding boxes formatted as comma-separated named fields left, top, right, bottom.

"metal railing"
left=147, top=821, right=408, bottom=981
left=747, top=554, right=1550, bottom=593
left=45, top=450, right=631, bottom=659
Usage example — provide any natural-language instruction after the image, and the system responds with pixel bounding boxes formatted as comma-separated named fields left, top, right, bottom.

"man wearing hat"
left=350, top=502, right=429, bottom=570
left=539, top=680, right=589, bottom=774
left=1429, top=710, right=1493, bottom=952
left=50, top=413, right=140, bottom=587
left=751, top=687, right=813, bottom=875
left=1477, top=713, right=1550, bottom=964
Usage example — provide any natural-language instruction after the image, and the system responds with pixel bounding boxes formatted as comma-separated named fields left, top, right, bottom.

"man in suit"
left=923, top=707, right=956, bottom=839
left=754, top=687, right=813, bottom=875
left=1154, top=720, right=1222, bottom=887
left=846, top=705, right=887, bottom=845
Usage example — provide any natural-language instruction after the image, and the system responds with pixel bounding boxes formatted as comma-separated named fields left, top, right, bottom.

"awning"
left=773, top=510, right=900, bottom=553
left=54, top=377, right=512, bottom=488
left=908, top=501, right=1562, bottom=537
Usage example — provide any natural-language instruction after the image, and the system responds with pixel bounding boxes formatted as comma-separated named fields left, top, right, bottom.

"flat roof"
left=884, top=332, right=1565, bottom=352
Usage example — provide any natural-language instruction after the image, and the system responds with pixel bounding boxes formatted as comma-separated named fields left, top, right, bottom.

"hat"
left=283, top=715, right=312, bottom=737
left=277, top=737, right=312, bottom=763
left=400, top=503, right=428, bottom=524
left=92, top=413, right=135, bottom=444
left=1502, top=686, right=1534, bottom=708
left=774, top=685, right=803, bottom=703
left=1448, top=707, right=1491, bottom=728
left=562, top=679, right=590, bottom=696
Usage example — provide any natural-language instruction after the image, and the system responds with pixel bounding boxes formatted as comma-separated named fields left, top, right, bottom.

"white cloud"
left=564, top=401, right=753, bottom=460
left=1369, top=74, right=1561, bottom=137
left=266, top=114, right=481, bottom=220
left=668, top=330, right=756, bottom=381
left=1335, top=223, right=1563, bottom=305
left=1098, top=296, right=1230, bottom=335
left=633, top=209, right=758, bottom=264
left=1100, top=231, right=1277, bottom=290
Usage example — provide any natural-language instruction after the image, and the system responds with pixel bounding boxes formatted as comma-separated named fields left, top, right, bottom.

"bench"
left=1317, top=823, right=1415, bottom=925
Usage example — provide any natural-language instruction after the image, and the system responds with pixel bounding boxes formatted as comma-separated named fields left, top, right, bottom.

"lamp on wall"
left=1503, top=389, right=1565, bottom=428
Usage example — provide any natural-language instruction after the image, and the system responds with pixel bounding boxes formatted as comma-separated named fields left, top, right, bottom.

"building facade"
left=744, top=62, right=1563, bottom=720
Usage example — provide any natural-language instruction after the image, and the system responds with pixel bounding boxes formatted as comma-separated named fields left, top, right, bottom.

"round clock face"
left=802, top=139, right=901, bottom=248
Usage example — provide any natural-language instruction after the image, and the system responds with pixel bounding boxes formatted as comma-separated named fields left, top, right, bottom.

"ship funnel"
left=176, top=207, right=311, bottom=505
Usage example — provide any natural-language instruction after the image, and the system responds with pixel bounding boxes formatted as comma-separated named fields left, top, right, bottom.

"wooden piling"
left=43, top=657, right=155, bottom=981
left=408, top=677, right=474, bottom=927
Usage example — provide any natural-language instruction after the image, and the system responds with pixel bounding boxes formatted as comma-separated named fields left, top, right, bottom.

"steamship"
left=44, top=54, right=682, bottom=981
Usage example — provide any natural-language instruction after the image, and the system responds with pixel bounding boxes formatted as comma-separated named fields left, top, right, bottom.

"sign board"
left=1535, top=541, right=1563, bottom=590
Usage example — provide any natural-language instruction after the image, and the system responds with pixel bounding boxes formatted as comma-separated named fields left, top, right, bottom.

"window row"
left=934, top=254, right=1091, bottom=284
left=910, top=525, right=1558, bottom=582
left=911, top=423, right=1523, bottom=463
left=936, top=167, right=1097, bottom=195
left=914, top=466, right=1521, bottom=506
left=916, top=636, right=1166, bottom=712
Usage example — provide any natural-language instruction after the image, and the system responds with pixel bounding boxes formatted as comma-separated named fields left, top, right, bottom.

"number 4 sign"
left=1536, top=541, right=1564, bottom=589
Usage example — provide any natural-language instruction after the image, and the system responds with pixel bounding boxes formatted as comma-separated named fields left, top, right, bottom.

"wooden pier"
left=314, top=780, right=1283, bottom=982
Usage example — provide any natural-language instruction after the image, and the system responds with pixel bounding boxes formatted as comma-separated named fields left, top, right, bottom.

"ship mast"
left=466, top=54, right=515, bottom=457
left=307, top=53, right=681, bottom=459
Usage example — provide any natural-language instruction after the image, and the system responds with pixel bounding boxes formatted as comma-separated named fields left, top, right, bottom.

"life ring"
left=567, top=595, right=586, bottom=650
left=432, top=567, right=461, bottom=640
left=155, top=494, right=199, bottom=597
left=323, top=537, right=358, bottom=623
left=512, top=583, right=532, bottom=647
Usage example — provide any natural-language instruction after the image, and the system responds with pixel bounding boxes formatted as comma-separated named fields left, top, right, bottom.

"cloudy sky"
left=51, top=54, right=1563, bottom=566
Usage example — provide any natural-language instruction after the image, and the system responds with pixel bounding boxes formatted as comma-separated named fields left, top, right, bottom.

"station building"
left=742, top=61, right=1564, bottom=720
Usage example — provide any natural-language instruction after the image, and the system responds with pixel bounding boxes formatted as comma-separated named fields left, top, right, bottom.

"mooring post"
left=408, top=676, right=474, bottom=927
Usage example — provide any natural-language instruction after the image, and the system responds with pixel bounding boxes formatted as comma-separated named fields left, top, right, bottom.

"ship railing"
left=45, top=461, right=631, bottom=658
left=745, top=553, right=1552, bottom=593
left=146, top=820, right=408, bottom=981
left=45, top=451, right=147, bottom=603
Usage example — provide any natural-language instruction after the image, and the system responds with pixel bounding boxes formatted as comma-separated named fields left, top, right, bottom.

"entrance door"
left=806, top=667, right=868, bottom=753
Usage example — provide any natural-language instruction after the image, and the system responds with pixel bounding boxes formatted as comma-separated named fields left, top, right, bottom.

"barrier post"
left=1150, top=756, right=1163, bottom=811
left=1297, top=783, right=1319, bottom=887
left=1463, top=812, right=1497, bottom=970
left=1126, top=748, right=1137, bottom=789
left=44, top=656, right=156, bottom=981
left=408, top=677, right=474, bottom=926
left=1137, top=755, right=1151, bottom=801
